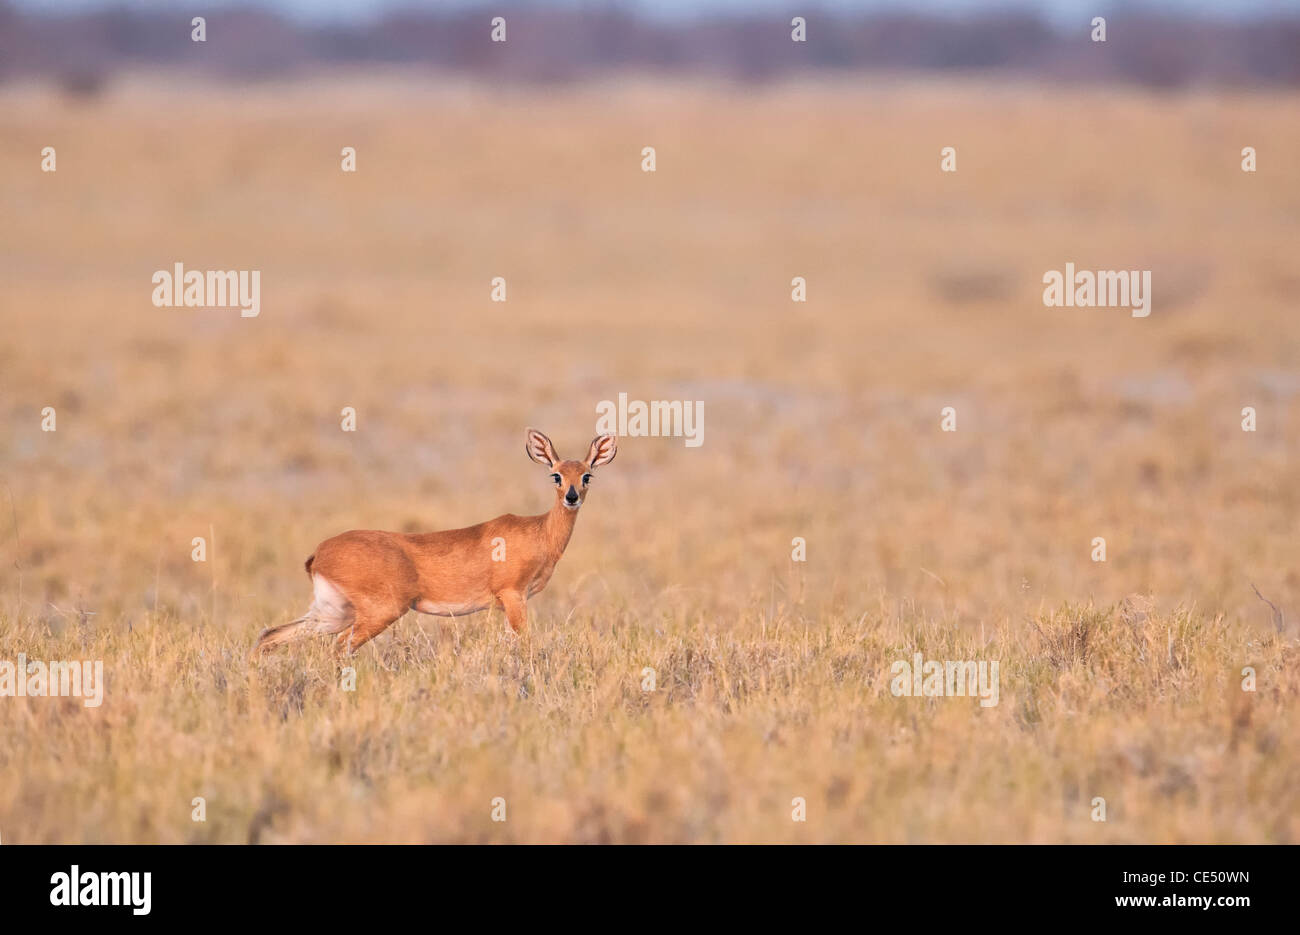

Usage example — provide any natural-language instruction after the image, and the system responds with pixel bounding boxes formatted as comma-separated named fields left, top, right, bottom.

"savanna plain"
left=0, top=74, right=1297, bottom=842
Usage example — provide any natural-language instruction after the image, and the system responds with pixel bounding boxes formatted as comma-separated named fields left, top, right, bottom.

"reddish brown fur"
left=254, top=429, right=616, bottom=655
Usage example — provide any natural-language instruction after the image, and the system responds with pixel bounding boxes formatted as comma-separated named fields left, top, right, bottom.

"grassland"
left=0, top=74, right=1297, bottom=842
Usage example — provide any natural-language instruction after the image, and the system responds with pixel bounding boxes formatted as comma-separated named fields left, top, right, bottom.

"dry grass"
left=0, top=73, right=1297, bottom=842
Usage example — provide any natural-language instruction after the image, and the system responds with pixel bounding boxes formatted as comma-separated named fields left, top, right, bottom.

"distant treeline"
left=1, top=3, right=1298, bottom=88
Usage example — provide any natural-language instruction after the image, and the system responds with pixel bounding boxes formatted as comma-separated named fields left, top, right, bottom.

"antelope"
left=253, top=428, right=617, bottom=655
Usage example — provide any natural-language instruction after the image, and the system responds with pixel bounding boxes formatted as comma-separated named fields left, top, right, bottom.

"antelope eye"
left=551, top=474, right=562, bottom=484
left=582, top=474, right=593, bottom=485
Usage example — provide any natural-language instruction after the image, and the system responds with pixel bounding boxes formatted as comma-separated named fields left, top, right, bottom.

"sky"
left=11, top=0, right=1300, bottom=27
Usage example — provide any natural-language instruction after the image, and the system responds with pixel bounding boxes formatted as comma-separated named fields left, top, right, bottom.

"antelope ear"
left=585, top=433, right=617, bottom=469
left=525, top=428, right=559, bottom=467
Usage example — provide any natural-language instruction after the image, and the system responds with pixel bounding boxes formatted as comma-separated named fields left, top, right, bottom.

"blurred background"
left=1, top=1, right=1298, bottom=842
left=3, top=0, right=1300, bottom=87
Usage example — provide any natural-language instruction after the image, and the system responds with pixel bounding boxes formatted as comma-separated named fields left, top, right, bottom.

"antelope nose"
left=565, top=486, right=579, bottom=504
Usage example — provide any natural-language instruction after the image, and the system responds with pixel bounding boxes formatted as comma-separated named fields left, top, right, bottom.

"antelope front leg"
left=498, top=590, right=528, bottom=636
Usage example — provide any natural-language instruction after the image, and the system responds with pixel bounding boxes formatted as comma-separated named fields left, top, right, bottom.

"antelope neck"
left=544, top=497, right=579, bottom=557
